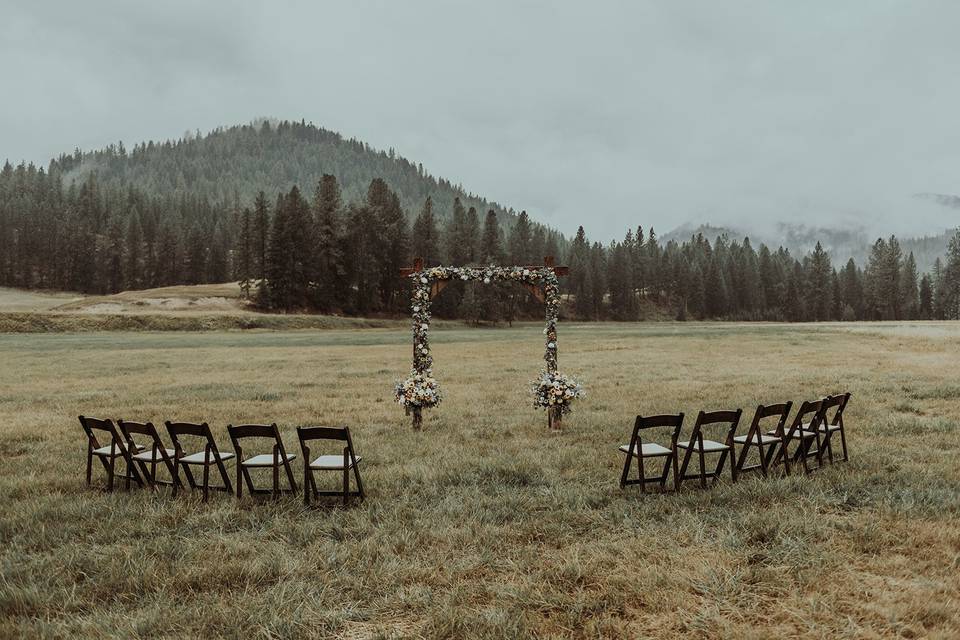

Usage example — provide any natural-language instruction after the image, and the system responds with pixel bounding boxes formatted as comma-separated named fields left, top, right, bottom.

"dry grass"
left=1, top=322, right=959, bottom=638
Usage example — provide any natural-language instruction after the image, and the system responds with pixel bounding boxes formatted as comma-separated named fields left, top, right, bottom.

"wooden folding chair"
left=79, top=415, right=144, bottom=491
left=771, top=400, right=826, bottom=474
left=733, top=402, right=792, bottom=478
left=815, top=393, right=851, bottom=464
left=118, top=419, right=180, bottom=492
left=676, top=409, right=742, bottom=489
left=165, top=421, right=235, bottom=502
left=618, top=413, right=683, bottom=492
left=297, top=426, right=364, bottom=506
left=227, top=423, right=298, bottom=499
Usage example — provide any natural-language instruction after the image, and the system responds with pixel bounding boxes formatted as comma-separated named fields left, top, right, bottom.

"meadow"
left=1, top=321, right=959, bottom=638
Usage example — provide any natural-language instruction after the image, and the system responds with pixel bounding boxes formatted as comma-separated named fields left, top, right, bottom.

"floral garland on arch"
left=395, top=264, right=582, bottom=427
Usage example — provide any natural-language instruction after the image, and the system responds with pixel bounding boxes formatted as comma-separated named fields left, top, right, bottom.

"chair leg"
left=215, top=459, right=233, bottom=495
left=619, top=454, right=632, bottom=489
left=343, top=466, right=350, bottom=506
left=272, top=463, right=280, bottom=499
left=725, top=450, right=736, bottom=483
left=839, top=428, right=848, bottom=462
left=236, top=463, right=243, bottom=499
left=202, top=463, right=210, bottom=503
left=86, top=451, right=93, bottom=486
left=284, top=461, right=298, bottom=494
left=698, top=449, right=707, bottom=489
left=672, top=451, right=680, bottom=491
left=676, top=448, right=693, bottom=490
left=304, top=466, right=311, bottom=506
left=638, top=453, right=647, bottom=493
left=108, top=455, right=116, bottom=492
left=659, top=455, right=671, bottom=491
left=757, top=441, right=768, bottom=477
left=353, top=465, right=364, bottom=500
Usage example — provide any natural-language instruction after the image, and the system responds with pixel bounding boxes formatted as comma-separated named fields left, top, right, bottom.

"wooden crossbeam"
left=399, top=256, right=568, bottom=278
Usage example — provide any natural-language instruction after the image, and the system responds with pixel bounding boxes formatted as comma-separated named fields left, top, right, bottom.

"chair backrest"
left=165, top=421, right=221, bottom=456
left=297, top=426, right=357, bottom=460
left=822, top=393, right=850, bottom=427
left=630, top=413, right=684, bottom=450
left=743, top=402, right=792, bottom=438
left=118, top=419, right=164, bottom=451
left=79, top=415, right=127, bottom=453
left=785, top=399, right=824, bottom=437
left=227, top=423, right=288, bottom=457
left=690, top=409, right=743, bottom=443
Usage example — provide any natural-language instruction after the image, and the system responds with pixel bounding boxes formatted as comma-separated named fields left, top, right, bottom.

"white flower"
left=484, top=277, right=490, bottom=284
left=413, top=306, right=420, bottom=312
left=547, top=342, right=556, bottom=349
left=420, top=276, right=428, bottom=284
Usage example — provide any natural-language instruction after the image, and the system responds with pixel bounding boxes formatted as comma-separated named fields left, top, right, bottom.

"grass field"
left=1, top=322, right=959, bottom=638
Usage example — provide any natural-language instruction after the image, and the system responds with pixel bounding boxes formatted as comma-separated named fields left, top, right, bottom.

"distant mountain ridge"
left=664, top=222, right=956, bottom=273
left=48, top=118, right=522, bottom=229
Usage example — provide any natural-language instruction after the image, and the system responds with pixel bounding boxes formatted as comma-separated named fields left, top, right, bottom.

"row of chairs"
left=618, top=393, right=850, bottom=492
left=78, top=416, right=364, bottom=505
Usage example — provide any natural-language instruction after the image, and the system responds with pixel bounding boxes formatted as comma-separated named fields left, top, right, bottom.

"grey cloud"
left=2, top=0, right=959, bottom=241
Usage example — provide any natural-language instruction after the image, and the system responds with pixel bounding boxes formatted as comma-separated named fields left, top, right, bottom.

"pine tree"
left=508, top=211, right=532, bottom=265
left=942, top=229, right=960, bottom=320
left=901, top=252, right=919, bottom=320
left=237, top=207, right=253, bottom=299
left=919, top=273, right=933, bottom=320
left=704, top=253, right=728, bottom=318
left=312, top=174, right=344, bottom=310
left=458, top=285, right=483, bottom=325
left=124, top=211, right=143, bottom=290
left=480, top=209, right=502, bottom=262
left=464, top=206, right=480, bottom=264
left=411, top=196, right=440, bottom=266
left=367, top=178, right=409, bottom=311
left=252, top=191, right=270, bottom=281
left=807, top=242, right=833, bottom=321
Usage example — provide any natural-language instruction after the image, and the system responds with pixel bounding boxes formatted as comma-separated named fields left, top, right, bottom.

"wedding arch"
left=394, top=256, right=582, bottom=430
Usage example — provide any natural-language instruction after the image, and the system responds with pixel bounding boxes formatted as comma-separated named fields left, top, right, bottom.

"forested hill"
left=50, top=119, right=514, bottom=227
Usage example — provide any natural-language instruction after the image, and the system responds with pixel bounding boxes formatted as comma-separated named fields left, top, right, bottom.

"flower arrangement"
left=395, top=370, right=442, bottom=408
left=398, top=262, right=582, bottom=427
left=531, top=370, right=583, bottom=415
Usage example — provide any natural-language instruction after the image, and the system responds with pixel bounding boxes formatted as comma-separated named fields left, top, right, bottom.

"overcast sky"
left=2, top=1, right=959, bottom=240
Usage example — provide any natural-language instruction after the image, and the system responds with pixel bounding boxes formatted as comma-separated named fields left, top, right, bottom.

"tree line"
left=3, top=159, right=960, bottom=321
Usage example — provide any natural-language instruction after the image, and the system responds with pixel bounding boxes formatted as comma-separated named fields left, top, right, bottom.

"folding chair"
left=79, top=415, right=144, bottom=491
left=618, top=413, right=683, bottom=492
left=297, top=426, right=364, bottom=506
left=118, top=419, right=180, bottom=492
left=733, top=402, right=792, bottom=477
left=676, top=409, right=742, bottom=489
left=815, top=393, right=851, bottom=463
left=771, top=400, right=826, bottom=474
left=165, top=421, right=235, bottom=502
left=227, top=423, right=298, bottom=499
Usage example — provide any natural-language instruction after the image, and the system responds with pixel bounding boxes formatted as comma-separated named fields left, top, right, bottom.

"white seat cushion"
left=770, top=428, right=817, bottom=439
left=812, top=422, right=842, bottom=432
left=132, top=448, right=176, bottom=462
left=676, top=439, right=729, bottom=452
left=619, top=443, right=672, bottom=457
left=93, top=443, right=145, bottom=456
left=240, top=453, right=297, bottom=467
left=178, top=450, right=236, bottom=465
left=733, top=433, right=781, bottom=445
left=309, top=454, right=361, bottom=470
